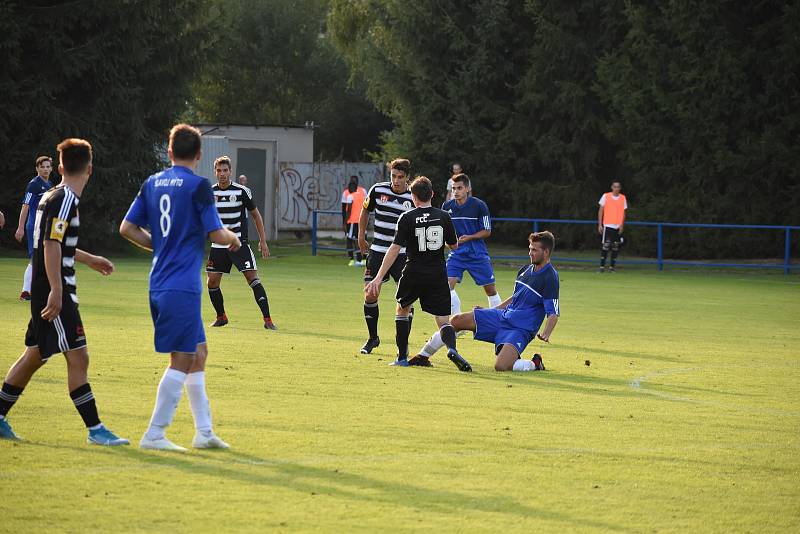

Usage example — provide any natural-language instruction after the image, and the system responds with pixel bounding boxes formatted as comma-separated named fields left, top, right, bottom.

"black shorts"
left=346, top=223, right=359, bottom=240
left=395, top=272, right=451, bottom=316
left=206, top=245, right=257, bottom=274
left=364, top=250, right=406, bottom=283
left=601, top=227, right=621, bottom=244
left=25, top=289, right=86, bottom=360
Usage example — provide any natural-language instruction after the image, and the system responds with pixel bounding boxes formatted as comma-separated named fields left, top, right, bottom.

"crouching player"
left=410, top=231, right=559, bottom=371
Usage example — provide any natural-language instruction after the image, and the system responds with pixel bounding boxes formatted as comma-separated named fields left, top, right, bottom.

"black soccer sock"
left=408, top=306, right=414, bottom=332
left=70, top=383, right=100, bottom=428
left=395, top=315, right=411, bottom=360
left=209, top=287, right=225, bottom=316
left=364, top=301, right=379, bottom=339
left=440, top=324, right=457, bottom=351
left=0, top=382, right=24, bottom=418
left=600, top=248, right=608, bottom=267
left=610, top=248, right=619, bottom=267
left=249, top=278, right=271, bottom=318
left=346, top=238, right=355, bottom=260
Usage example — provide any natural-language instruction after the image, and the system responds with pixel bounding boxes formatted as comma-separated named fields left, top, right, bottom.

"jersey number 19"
left=415, top=226, right=443, bottom=251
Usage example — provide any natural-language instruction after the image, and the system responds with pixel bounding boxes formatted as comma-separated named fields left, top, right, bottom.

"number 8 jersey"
left=124, top=165, right=223, bottom=293
left=392, top=206, right=457, bottom=277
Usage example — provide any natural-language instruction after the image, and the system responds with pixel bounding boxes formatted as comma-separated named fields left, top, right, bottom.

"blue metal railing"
left=311, top=211, right=799, bottom=274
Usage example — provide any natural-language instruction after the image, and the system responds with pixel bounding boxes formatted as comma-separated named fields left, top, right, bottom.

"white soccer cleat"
left=139, top=435, right=188, bottom=452
left=192, top=432, right=230, bottom=449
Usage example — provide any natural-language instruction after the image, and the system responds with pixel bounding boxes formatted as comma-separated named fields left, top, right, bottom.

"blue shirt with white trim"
left=503, top=262, right=560, bottom=332
left=22, top=176, right=53, bottom=228
left=124, top=166, right=223, bottom=294
left=442, top=196, right=491, bottom=256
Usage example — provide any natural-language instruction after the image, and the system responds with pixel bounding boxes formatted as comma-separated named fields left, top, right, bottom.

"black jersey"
left=212, top=182, right=255, bottom=248
left=363, top=181, right=414, bottom=254
left=392, top=206, right=457, bottom=277
left=31, top=185, right=81, bottom=304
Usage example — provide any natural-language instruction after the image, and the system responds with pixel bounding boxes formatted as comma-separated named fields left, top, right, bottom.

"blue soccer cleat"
left=389, top=358, right=409, bottom=367
left=87, top=426, right=130, bottom=446
left=0, top=418, right=21, bottom=441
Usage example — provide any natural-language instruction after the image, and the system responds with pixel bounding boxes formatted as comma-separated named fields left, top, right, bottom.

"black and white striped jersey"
left=31, top=185, right=81, bottom=304
left=363, top=181, right=413, bottom=254
left=212, top=183, right=255, bottom=249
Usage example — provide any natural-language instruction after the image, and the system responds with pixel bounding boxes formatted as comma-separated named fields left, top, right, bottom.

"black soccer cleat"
left=532, top=353, right=545, bottom=371
left=408, top=355, right=433, bottom=367
left=446, top=348, right=472, bottom=372
left=360, top=337, right=380, bottom=354
left=210, top=314, right=229, bottom=327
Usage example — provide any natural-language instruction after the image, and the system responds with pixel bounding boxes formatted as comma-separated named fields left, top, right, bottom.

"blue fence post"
left=533, top=220, right=539, bottom=233
left=785, top=227, right=791, bottom=275
left=657, top=224, right=664, bottom=271
left=311, top=211, right=318, bottom=256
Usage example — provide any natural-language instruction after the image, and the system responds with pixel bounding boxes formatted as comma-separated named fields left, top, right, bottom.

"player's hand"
left=457, top=235, right=470, bottom=244
left=365, top=279, right=380, bottom=299
left=597, top=224, right=603, bottom=234
left=259, top=240, right=270, bottom=259
left=358, top=237, right=369, bottom=256
left=619, top=226, right=624, bottom=234
left=0, top=211, right=5, bottom=229
left=15, top=227, right=24, bottom=242
left=41, top=290, right=62, bottom=321
left=229, top=237, right=241, bottom=252
left=537, top=334, right=550, bottom=343
left=88, top=255, right=114, bottom=276
left=473, top=305, right=484, bottom=310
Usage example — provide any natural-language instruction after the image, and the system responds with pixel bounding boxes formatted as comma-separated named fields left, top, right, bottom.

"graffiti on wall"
left=279, top=162, right=385, bottom=230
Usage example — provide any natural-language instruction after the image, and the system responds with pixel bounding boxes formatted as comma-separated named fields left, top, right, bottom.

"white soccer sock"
left=22, top=263, right=32, bottom=292
left=450, top=289, right=461, bottom=315
left=185, top=371, right=212, bottom=433
left=512, top=359, right=536, bottom=372
left=487, top=293, right=502, bottom=308
left=419, top=331, right=446, bottom=357
left=144, top=368, right=187, bottom=440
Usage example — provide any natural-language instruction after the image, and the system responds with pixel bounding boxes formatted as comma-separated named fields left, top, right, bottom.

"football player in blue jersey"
left=121, top=124, right=241, bottom=451
left=15, top=156, right=54, bottom=301
left=441, top=174, right=501, bottom=314
left=410, top=231, right=559, bottom=372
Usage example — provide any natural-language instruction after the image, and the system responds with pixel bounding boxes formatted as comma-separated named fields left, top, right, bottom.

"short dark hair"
left=349, top=175, right=358, bottom=183
left=214, top=155, right=232, bottom=169
left=611, top=180, right=622, bottom=186
left=169, top=123, right=202, bottom=160
left=35, top=155, right=52, bottom=167
left=529, top=231, right=555, bottom=253
left=56, top=138, right=92, bottom=174
left=409, top=176, right=434, bottom=202
left=452, top=173, right=471, bottom=188
left=389, top=158, right=411, bottom=176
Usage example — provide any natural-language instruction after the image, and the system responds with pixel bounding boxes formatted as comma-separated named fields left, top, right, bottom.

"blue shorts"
left=473, top=307, right=534, bottom=356
left=25, top=223, right=34, bottom=258
left=447, top=253, right=496, bottom=286
left=149, top=290, right=206, bottom=354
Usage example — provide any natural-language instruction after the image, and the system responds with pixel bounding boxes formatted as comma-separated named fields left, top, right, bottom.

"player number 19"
left=159, top=194, right=172, bottom=237
left=415, top=225, right=443, bottom=251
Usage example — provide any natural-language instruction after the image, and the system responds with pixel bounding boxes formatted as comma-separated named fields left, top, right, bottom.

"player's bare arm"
left=41, top=240, right=63, bottom=321
left=119, top=220, right=153, bottom=251
left=0, top=210, right=5, bottom=228
left=357, top=204, right=370, bottom=256
left=597, top=205, right=604, bottom=234
left=249, top=207, right=270, bottom=258
left=457, top=228, right=490, bottom=244
left=619, top=211, right=625, bottom=234
left=537, top=314, right=559, bottom=343
left=75, top=249, right=114, bottom=275
left=209, top=227, right=241, bottom=252
left=365, top=243, right=401, bottom=298
left=15, top=204, right=29, bottom=242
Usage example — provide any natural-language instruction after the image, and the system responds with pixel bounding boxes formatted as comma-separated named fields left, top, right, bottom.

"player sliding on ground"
left=410, top=231, right=559, bottom=372
left=0, top=139, right=128, bottom=445
left=206, top=156, right=276, bottom=330
left=365, top=177, right=472, bottom=371
left=121, top=124, right=240, bottom=451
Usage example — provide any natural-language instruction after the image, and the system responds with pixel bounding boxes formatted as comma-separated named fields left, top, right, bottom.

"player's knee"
left=494, top=361, right=512, bottom=372
left=602, top=243, right=611, bottom=251
left=611, top=243, right=619, bottom=251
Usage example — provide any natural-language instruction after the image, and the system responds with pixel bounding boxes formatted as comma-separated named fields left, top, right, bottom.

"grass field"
left=0, top=244, right=798, bottom=532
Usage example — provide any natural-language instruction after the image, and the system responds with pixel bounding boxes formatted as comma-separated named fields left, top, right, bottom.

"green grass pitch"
left=0, top=245, right=798, bottom=532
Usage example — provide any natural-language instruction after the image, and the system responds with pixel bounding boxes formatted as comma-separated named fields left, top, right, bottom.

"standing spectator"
left=598, top=181, right=628, bottom=273
left=237, top=174, right=248, bottom=187
left=444, top=162, right=463, bottom=202
left=341, top=175, right=367, bottom=266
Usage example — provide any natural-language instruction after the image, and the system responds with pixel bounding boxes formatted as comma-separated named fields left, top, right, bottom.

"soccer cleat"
left=389, top=358, right=409, bottom=367
left=348, top=260, right=355, bottom=267
left=87, top=426, right=130, bottom=446
left=608, top=267, right=616, bottom=273
left=597, top=267, right=605, bottom=273
left=360, top=337, right=380, bottom=354
left=0, top=418, right=21, bottom=441
left=139, top=435, right=187, bottom=451
left=263, top=318, right=278, bottom=330
left=210, top=314, right=229, bottom=327
left=354, top=260, right=366, bottom=267
left=192, top=431, right=230, bottom=449
left=447, top=348, right=472, bottom=372
left=532, top=353, right=546, bottom=371
left=19, top=291, right=31, bottom=301
left=408, top=355, right=433, bottom=367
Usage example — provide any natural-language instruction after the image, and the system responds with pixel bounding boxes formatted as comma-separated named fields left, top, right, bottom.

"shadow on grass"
left=556, top=343, right=684, bottom=364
